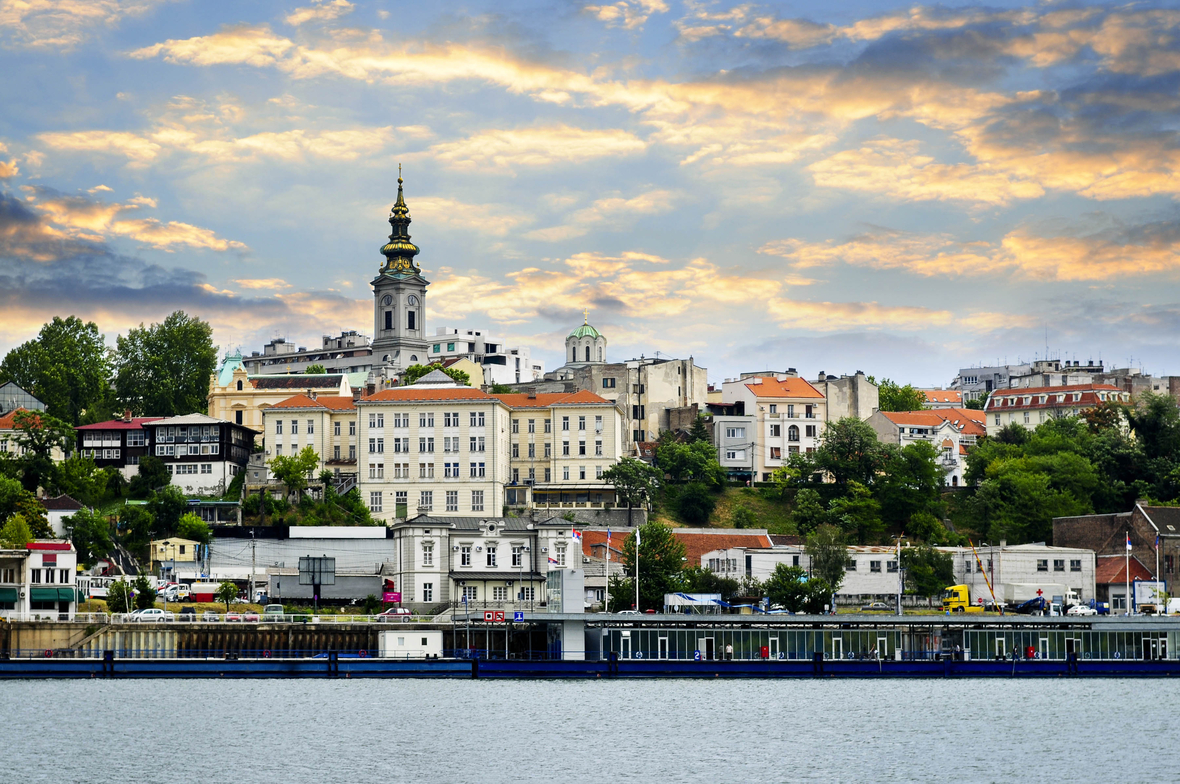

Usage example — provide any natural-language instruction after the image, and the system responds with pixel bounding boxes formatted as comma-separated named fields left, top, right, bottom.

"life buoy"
left=43, top=649, right=53, bottom=658
left=358, top=649, right=368, bottom=658
left=1114, top=651, right=1122, bottom=659
left=262, top=650, right=271, bottom=658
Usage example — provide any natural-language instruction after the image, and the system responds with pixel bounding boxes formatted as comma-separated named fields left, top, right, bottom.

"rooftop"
left=75, top=416, right=164, bottom=431
left=921, top=389, right=962, bottom=404
left=491, top=390, right=612, bottom=408
left=743, top=377, right=824, bottom=400
left=1095, top=555, right=1154, bottom=585
left=268, top=394, right=357, bottom=411
left=249, top=374, right=348, bottom=390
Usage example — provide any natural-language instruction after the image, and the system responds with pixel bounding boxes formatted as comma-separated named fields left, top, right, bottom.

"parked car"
left=225, top=611, right=243, bottom=622
left=201, top=610, right=220, bottom=622
left=242, top=611, right=260, bottom=622
left=860, top=602, right=892, bottom=612
left=1067, top=604, right=1098, bottom=616
left=617, top=610, right=639, bottom=615
left=178, top=606, right=196, bottom=621
left=131, top=608, right=175, bottom=622
left=376, top=607, right=412, bottom=622
left=262, top=604, right=286, bottom=622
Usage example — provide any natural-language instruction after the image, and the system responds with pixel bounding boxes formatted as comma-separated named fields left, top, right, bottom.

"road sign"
left=513, top=611, right=524, bottom=622
left=494, top=611, right=505, bottom=622
left=484, top=610, right=495, bottom=621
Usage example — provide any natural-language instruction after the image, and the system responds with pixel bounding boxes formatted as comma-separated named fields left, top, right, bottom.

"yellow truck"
left=942, top=584, right=984, bottom=613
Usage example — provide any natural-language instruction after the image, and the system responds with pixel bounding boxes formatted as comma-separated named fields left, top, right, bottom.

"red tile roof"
left=880, top=411, right=950, bottom=427
left=985, top=383, right=1126, bottom=412
left=363, top=387, right=492, bottom=403
left=674, top=529, right=774, bottom=564
left=268, top=394, right=357, bottom=411
left=75, top=417, right=163, bottom=430
left=318, top=396, right=357, bottom=411
left=935, top=408, right=986, bottom=437
left=0, top=408, right=28, bottom=429
left=41, top=494, right=83, bottom=511
left=491, top=390, right=612, bottom=408
left=921, top=389, right=962, bottom=404
left=1095, top=555, right=1154, bottom=584
left=744, top=377, right=824, bottom=399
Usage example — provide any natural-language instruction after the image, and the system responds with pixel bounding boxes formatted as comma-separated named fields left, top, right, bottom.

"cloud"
left=410, top=197, right=534, bottom=237
left=765, top=296, right=1021, bottom=332
left=584, top=0, right=668, bottom=31
left=0, top=0, right=168, bottom=48
left=525, top=188, right=675, bottom=241
left=429, top=125, right=646, bottom=169
left=233, top=278, right=290, bottom=289
left=0, top=159, right=17, bottom=179
left=285, top=0, right=353, bottom=27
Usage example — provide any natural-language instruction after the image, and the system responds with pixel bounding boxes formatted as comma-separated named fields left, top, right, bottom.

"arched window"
left=585, top=345, right=590, bottom=362
left=571, top=347, right=576, bottom=362
left=788, top=425, right=799, bottom=442
left=597, top=346, right=602, bottom=361
left=952, top=476, right=959, bottom=487
left=236, top=380, right=243, bottom=391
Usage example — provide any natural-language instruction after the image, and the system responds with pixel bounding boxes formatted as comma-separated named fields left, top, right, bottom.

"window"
left=369, top=463, right=384, bottom=479
left=493, top=586, right=508, bottom=601
left=602, top=378, right=615, bottom=388
left=433, top=344, right=440, bottom=353
left=595, top=415, right=603, bottom=433
left=596, top=465, right=603, bottom=479
left=512, top=546, right=523, bottom=567
left=845, top=559, right=857, bottom=571
left=334, top=422, right=341, bottom=436
left=770, top=424, right=781, bottom=437
left=544, top=442, right=551, bottom=458
left=512, top=443, right=519, bottom=459
left=578, top=442, right=586, bottom=456
left=275, top=421, right=283, bottom=435
left=769, top=404, right=777, bottom=414
left=419, top=463, right=434, bottom=478
left=349, top=445, right=355, bottom=460
left=544, top=419, right=551, bottom=433
left=274, top=445, right=282, bottom=456
left=486, top=545, right=497, bottom=567
left=1037, top=559, right=1048, bottom=572
left=471, top=490, right=484, bottom=511
left=870, top=560, right=882, bottom=573
left=528, top=443, right=535, bottom=458
left=369, top=491, right=382, bottom=512
left=528, top=419, right=536, bottom=433
left=419, top=490, right=433, bottom=511
left=544, top=468, right=551, bottom=482
left=579, top=466, right=586, bottom=480
left=595, top=440, right=602, bottom=456
left=419, top=413, right=434, bottom=428
left=770, top=447, right=781, bottom=460
left=395, top=437, right=409, bottom=453
left=201, top=464, right=212, bottom=474
left=462, top=586, right=478, bottom=601
left=805, top=425, right=817, bottom=438
left=461, top=545, right=472, bottom=567
left=444, top=412, right=458, bottom=428
left=470, top=411, right=485, bottom=427
left=419, top=437, right=434, bottom=452
left=512, top=468, right=519, bottom=483
left=512, top=419, right=519, bottom=434
left=395, top=490, right=407, bottom=507
left=563, top=441, right=570, bottom=456
left=307, top=419, right=314, bottom=435
left=518, top=587, right=535, bottom=601
left=556, top=544, right=567, bottom=567
left=393, top=413, right=409, bottom=428
left=725, top=427, right=745, bottom=439
left=422, top=543, right=434, bottom=566
left=126, top=431, right=145, bottom=447
left=444, top=462, right=458, bottom=478
left=787, top=404, right=795, bottom=418
left=349, top=421, right=356, bottom=436
left=578, top=416, right=586, bottom=431
left=422, top=583, right=433, bottom=602
left=1053, top=559, right=1065, bottom=572
left=407, top=310, right=416, bottom=330
left=563, top=466, right=570, bottom=480
left=887, top=560, right=898, bottom=573
left=477, top=437, right=485, bottom=452
left=787, top=425, right=799, bottom=442
left=446, top=490, right=458, bottom=512
left=562, top=416, right=569, bottom=431
left=235, top=411, right=243, bottom=425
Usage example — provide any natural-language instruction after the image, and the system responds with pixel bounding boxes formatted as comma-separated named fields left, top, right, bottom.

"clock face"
left=381, top=295, right=393, bottom=306
left=408, top=295, right=419, bottom=306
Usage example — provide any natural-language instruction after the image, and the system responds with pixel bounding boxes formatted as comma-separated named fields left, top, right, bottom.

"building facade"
left=721, top=375, right=827, bottom=481
left=712, top=413, right=757, bottom=481
left=242, top=331, right=374, bottom=376
left=427, top=327, right=545, bottom=385
left=0, top=541, right=77, bottom=620
left=147, top=414, right=256, bottom=495
left=0, top=383, right=45, bottom=415
left=983, top=383, right=1129, bottom=436
left=1, top=408, right=69, bottom=463
left=75, top=415, right=163, bottom=480
left=866, top=410, right=967, bottom=486
left=260, top=394, right=358, bottom=478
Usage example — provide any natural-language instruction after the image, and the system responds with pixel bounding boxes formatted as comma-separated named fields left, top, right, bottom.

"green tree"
left=11, top=410, right=74, bottom=493
left=401, top=362, right=470, bottom=386
left=148, top=486, right=188, bottom=538
left=215, top=580, right=239, bottom=611
left=176, top=512, right=211, bottom=544
left=114, top=311, right=218, bottom=417
left=0, top=513, right=32, bottom=548
left=51, top=454, right=110, bottom=507
left=730, top=504, right=757, bottom=529
left=656, top=440, right=725, bottom=486
left=129, top=455, right=170, bottom=498
left=269, top=445, right=320, bottom=502
left=602, top=458, right=660, bottom=527
left=0, top=316, right=112, bottom=425
left=791, top=488, right=828, bottom=535
left=0, top=476, right=51, bottom=539
left=678, top=481, right=716, bottom=525
left=362, top=594, right=382, bottom=614
left=901, top=544, right=955, bottom=605
left=688, top=415, right=710, bottom=444
left=872, top=377, right=927, bottom=412
left=994, top=422, right=1031, bottom=445
left=964, top=392, right=988, bottom=410
left=813, top=417, right=891, bottom=486
left=907, top=510, right=952, bottom=544
left=764, top=563, right=811, bottom=612
left=875, top=440, right=944, bottom=529
left=119, top=504, right=155, bottom=556
left=828, top=480, right=884, bottom=544
left=805, top=524, right=846, bottom=594
left=681, top=566, right=741, bottom=600
left=621, top=522, right=687, bottom=611
left=132, top=574, right=157, bottom=610
left=304, top=364, right=327, bottom=375
left=605, top=573, right=634, bottom=612
left=1126, top=392, right=1180, bottom=462
left=107, top=579, right=132, bottom=613
left=64, top=508, right=111, bottom=567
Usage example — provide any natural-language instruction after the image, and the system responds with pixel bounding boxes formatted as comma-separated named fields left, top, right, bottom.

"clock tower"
left=371, top=169, right=430, bottom=378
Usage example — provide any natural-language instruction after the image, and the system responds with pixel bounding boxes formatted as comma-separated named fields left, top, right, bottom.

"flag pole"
left=1126, top=531, right=1131, bottom=616
left=604, top=529, right=610, bottom=613
left=634, top=527, right=640, bottom=612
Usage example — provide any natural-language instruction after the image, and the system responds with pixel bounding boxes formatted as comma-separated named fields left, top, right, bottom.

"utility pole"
left=634, top=527, right=640, bottom=612
left=250, top=530, right=257, bottom=606
left=896, top=534, right=903, bottom=616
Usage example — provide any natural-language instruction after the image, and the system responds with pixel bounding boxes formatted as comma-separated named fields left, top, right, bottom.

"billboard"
left=1133, top=579, right=1166, bottom=607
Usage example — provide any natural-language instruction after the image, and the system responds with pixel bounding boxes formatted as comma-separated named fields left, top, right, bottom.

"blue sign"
left=693, top=650, right=701, bottom=661
left=513, top=611, right=524, bottom=622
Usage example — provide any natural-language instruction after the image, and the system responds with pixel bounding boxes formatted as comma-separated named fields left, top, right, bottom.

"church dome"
left=568, top=323, right=601, bottom=339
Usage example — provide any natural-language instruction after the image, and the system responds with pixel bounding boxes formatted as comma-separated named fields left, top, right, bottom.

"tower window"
left=236, top=380, right=242, bottom=391
left=407, top=311, right=416, bottom=330
left=571, top=347, right=576, bottom=362
left=384, top=310, right=392, bottom=331
left=585, top=346, right=590, bottom=362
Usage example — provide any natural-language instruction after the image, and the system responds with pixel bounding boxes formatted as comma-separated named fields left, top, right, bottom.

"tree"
left=872, top=377, right=927, bottom=412
left=828, top=480, right=884, bottom=544
left=129, top=455, right=170, bottom=498
left=763, top=563, right=831, bottom=614
left=688, top=415, right=710, bottom=444
left=681, top=566, right=741, bottom=599
left=1126, top=392, right=1180, bottom=462
left=730, top=504, right=757, bottom=529
left=148, top=486, right=187, bottom=538
left=621, top=522, right=686, bottom=611
left=107, top=579, right=132, bottom=613
left=362, top=594, right=382, bottom=614
left=964, top=393, right=988, bottom=410
left=0, top=316, right=112, bottom=425
left=119, top=504, right=154, bottom=556
left=901, top=544, right=955, bottom=604
left=875, top=440, right=944, bottom=529
left=791, top=488, right=828, bottom=535
left=176, top=512, right=211, bottom=544
left=64, top=508, right=112, bottom=567
left=805, top=524, right=846, bottom=594
left=401, top=362, right=470, bottom=386
left=0, top=513, right=32, bottom=548
left=132, top=574, right=157, bottom=610
left=304, top=364, right=327, bottom=375
left=813, top=417, right=891, bottom=486
left=215, top=580, right=238, bottom=611
left=678, top=482, right=716, bottom=525
left=114, top=311, right=218, bottom=417
left=51, top=454, right=110, bottom=507
left=602, top=458, right=660, bottom=527
left=11, top=410, right=74, bottom=493
left=269, top=445, right=320, bottom=502
left=0, top=476, right=51, bottom=539
left=656, top=440, right=725, bottom=486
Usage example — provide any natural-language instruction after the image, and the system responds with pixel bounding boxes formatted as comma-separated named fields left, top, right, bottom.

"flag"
left=548, top=555, right=558, bottom=565
left=1155, top=534, right=1160, bottom=550
left=635, top=528, right=641, bottom=547
left=571, top=529, right=582, bottom=543
left=1127, top=532, right=1133, bottom=552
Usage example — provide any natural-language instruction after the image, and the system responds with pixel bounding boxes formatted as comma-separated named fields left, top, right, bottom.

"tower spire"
left=380, top=164, right=420, bottom=273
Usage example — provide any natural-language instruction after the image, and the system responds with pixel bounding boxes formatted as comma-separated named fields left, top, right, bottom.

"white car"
left=130, top=608, right=175, bottom=622
left=1066, top=604, right=1097, bottom=616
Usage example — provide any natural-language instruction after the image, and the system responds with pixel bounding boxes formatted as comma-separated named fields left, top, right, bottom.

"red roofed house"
left=261, top=394, right=359, bottom=480
left=919, top=389, right=962, bottom=409
left=1095, top=555, right=1154, bottom=612
left=74, top=412, right=163, bottom=481
left=721, top=375, right=826, bottom=481
left=0, top=408, right=70, bottom=463
left=867, top=409, right=969, bottom=486
left=984, top=383, right=1129, bottom=436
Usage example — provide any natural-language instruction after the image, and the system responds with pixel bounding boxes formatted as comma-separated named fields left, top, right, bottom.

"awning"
left=57, top=588, right=75, bottom=603
left=30, top=587, right=59, bottom=602
left=0, top=587, right=17, bottom=603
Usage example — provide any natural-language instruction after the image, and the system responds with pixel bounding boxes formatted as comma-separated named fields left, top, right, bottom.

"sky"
left=2, top=0, right=1180, bottom=387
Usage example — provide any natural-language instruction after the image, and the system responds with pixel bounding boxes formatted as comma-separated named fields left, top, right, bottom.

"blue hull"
left=1, top=658, right=1178, bottom=679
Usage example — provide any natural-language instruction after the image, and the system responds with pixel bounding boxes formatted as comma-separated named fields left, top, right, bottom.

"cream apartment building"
left=721, top=376, right=827, bottom=481
left=260, top=394, right=359, bottom=476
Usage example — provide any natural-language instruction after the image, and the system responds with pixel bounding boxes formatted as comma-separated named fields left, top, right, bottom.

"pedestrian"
left=725, top=643, right=733, bottom=661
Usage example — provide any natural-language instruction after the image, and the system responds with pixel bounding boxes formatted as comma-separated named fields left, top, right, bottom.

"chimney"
left=527, top=387, right=537, bottom=399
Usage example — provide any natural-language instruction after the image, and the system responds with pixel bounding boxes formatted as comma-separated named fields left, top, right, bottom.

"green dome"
left=568, top=324, right=601, bottom=339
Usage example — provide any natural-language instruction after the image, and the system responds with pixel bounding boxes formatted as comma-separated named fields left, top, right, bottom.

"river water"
left=1, top=679, right=1166, bottom=782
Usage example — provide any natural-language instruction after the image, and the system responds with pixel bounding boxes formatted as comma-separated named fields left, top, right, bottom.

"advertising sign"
left=382, top=592, right=401, bottom=603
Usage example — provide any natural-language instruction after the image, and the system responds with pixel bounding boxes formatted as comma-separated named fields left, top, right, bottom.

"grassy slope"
left=651, top=486, right=797, bottom=534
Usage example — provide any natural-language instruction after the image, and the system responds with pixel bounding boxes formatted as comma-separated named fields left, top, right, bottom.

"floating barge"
left=3, top=613, right=1179, bottom=679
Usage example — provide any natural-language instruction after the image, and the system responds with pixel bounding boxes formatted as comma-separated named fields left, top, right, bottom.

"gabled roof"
left=671, top=528, right=774, bottom=564
left=984, top=383, right=1125, bottom=412
left=362, top=387, right=493, bottom=403
left=41, top=494, right=83, bottom=511
left=743, top=377, right=824, bottom=399
left=269, top=394, right=358, bottom=412
left=268, top=394, right=320, bottom=410
left=153, top=413, right=237, bottom=426
left=920, top=389, right=962, bottom=404
left=317, top=396, right=357, bottom=411
left=0, top=408, right=30, bottom=430
left=76, top=417, right=164, bottom=431
left=880, top=410, right=951, bottom=427
left=1095, top=555, right=1154, bottom=585
left=491, top=390, right=612, bottom=408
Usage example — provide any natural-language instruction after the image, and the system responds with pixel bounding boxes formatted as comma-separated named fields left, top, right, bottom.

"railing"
left=0, top=612, right=436, bottom=624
